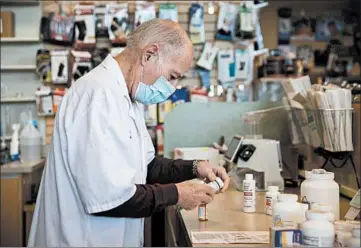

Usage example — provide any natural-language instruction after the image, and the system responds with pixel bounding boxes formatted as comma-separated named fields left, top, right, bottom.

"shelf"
left=0, top=136, right=12, bottom=141
left=37, top=113, right=55, bottom=117
left=1, top=37, right=40, bottom=43
left=253, top=2, right=269, bottom=9
left=0, top=65, right=36, bottom=71
left=0, top=0, right=39, bottom=6
left=1, top=96, right=36, bottom=103
left=254, top=48, right=269, bottom=57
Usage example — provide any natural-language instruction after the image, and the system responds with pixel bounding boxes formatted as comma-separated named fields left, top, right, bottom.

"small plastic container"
left=311, top=203, right=334, bottom=222
left=301, top=210, right=335, bottom=247
left=272, top=194, right=301, bottom=228
left=198, top=177, right=224, bottom=221
left=20, top=121, right=42, bottom=162
left=349, top=227, right=360, bottom=247
left=265, top=186, right=280, bottom=215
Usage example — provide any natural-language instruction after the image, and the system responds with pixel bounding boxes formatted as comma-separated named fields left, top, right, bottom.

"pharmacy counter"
left=165, top=186, right=272, bottom=247
left=1, top=159, right=45, bottom=246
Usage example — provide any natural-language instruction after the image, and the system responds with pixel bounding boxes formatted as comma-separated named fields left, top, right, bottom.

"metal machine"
left=225, top=136, right=285, bottom=191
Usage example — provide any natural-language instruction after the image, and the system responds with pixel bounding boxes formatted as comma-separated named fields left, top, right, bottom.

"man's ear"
left=141, top=43, right=160, bottom=66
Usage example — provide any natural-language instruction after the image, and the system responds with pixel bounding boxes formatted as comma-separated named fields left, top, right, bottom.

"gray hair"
left=126, top=19, right=190, bottom=57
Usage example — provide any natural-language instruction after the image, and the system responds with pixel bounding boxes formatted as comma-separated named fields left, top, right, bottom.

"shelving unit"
left=0, top=96, right=36, bottom=103
left=0, top=65, right=36, bottom=71
left=0, top=0, right=39, bottom=6
left=1, top=37, right=40, bottom=43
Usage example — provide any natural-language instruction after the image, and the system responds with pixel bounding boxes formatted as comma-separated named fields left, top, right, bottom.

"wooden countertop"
left=1, top=159, right=45, bottom=174
left=179, top=187, right=272, bottom=247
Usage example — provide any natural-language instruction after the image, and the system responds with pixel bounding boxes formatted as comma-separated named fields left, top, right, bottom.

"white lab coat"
left=28, top=55, right=155, bottom=247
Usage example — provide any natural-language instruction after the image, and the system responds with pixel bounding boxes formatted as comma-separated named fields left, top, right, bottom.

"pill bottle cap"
left=306, top=210, right=331, bottom=221
left=268, top=186, right=279, bottom=192
left=278, top=194, right=298, bottom=202
left=245, top=174, right=253, bottom=180
left=215, top=177, right=224, bottom=189
left=311, top=203, right=333, bottom=212
left=305, top=169, right=334, bottom=180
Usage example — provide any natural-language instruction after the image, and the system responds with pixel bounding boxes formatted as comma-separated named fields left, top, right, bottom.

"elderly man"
left=28, top=19, right=229, bottom=247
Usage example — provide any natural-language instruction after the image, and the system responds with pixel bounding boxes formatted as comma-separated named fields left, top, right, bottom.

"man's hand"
left=196, top=161, right=230, bottom=193
left=175, top=181, right=215, bottom=210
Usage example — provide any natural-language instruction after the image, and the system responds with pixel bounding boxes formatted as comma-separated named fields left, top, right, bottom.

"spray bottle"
left=10, top=123, right=20, bottom=161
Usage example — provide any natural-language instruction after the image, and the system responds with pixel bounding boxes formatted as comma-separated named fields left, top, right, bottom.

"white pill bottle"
left=265, top=186, right=280, bottom=215
left=301, top=169, right=340, bottom=220
left=243, top=174, right=256, bottom=213
left=301, top=210, right=335, bottom=247
left=272, top=194, right=301, bottom=228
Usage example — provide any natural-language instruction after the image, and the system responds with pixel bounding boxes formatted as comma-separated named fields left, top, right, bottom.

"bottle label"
left=198, top=205, right=207, bottom=220
left=265, top=196, right=273, bottom=214
left=303, top=235, right=334, bottom=247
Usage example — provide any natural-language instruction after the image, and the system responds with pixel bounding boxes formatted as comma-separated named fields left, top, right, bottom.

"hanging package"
left=278, top=8, right=292, bottom=45
left=238, top=3, right=255, bottom=39
left=198, top=69, right=211, bottom=90
left=134, top=1, right=156, bottom=29
left=216, top=2, right=238, bottom=41
left=159, top=3, right=178, bottom=22
left=70, top=50, right=92, bottom=87
left=235, top=49, right=250, bottom=79
left=40, top=12, right=75, bottom=46
left=106, top=3, right=130, bottom=46
left=217, top=50, right=236, bottom=87
left=197, top=42, right=219, bottom=71
left=95, top=4, right=108, bottom=38
left=189, top=3, right=205, bottom=44
left=74, top=3, right=96, bottom=48
left=36, top=49, right=52, bottom=84
left=51, top=50, right=69, bottom=84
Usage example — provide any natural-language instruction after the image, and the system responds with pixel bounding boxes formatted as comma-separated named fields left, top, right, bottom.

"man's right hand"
left=175, top=181, right=215, bottom=210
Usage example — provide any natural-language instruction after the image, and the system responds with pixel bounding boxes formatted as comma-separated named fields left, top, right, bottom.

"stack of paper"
left=191, top=231, right=269, bottom=244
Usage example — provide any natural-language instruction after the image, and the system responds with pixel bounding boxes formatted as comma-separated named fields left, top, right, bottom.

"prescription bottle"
left=198, top=177, right=224, bottom=221
left=311, top=203, right=334, bottom=222
left=349, top=227, right=360, bottom=247
left=265, top=186, right=279, bottom=215
left=300, top=169, right=339, bottom=220
left=272, top=194, right=300, bottom=228
left=301, top=210, right=335, bottom=247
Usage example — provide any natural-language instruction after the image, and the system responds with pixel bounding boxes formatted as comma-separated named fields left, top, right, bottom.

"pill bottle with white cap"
left=198, top=177, right=224, bottom=221
left=243, top=174, right=256, bottom=213
left=311, top=203, right=334, bottom=222
left=272, top=194, right=301, bottom=228
left=265, top=186, right=280, bottom=215
left=301, top=210, right=335, bottom=247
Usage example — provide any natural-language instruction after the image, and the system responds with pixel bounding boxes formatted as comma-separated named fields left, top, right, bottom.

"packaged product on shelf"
left=106, top=3, right=130, bottom=46
left=215, top=2, right=238, bottom=41
left=36, top=49, right=52, bottom=84
left=0, top=11, right=15, bottom=37
left=51, top=50, right=69, bottom=84
left=235, top=48, right=250, bottom=79
left=35, top=87, right=53, bottom=116
left=74, top=3, right=96, bottom=48
left=189, top=3, right=205, bottom=44
left=95, top=4, right=109, bottom=38
left=158, top=100, right=172, bottom=124
left=156, top=125, right=164, bottom=156
left=40, top=12, right=75, bottom=46
left=196, top=42, right=219, bottom=71
left=170, top=88, right=189, bottom=107
left=292, top=12, right=313, bottom=38
left=237, top=3, right=255, bottom=40
left=134, top=1, right=156, bottom=29
left=70, top=50, right=92, bottom=87
left=315, top=17, right=343, bottom=42
left=158, top=3, right=178, bottom=22
left=277, top=8, right=292, bottom=45
left=217, top=50, right=236, bottom=88
left=53, top=88, right=67, bottom=114
left=198, top=69, right=211, bottom=90
left=144, top=104, right=157, bottom=126
left=190, top=88, right=208, bottom=102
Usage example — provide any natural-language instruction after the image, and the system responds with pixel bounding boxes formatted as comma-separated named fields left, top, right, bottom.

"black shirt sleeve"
left=92, top=157, right=195, bottom=218
left=146, top=157, right=196, bottom=184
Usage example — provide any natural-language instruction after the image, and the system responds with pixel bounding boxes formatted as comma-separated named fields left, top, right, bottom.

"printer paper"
left=191, top=231, right=269, bottom=244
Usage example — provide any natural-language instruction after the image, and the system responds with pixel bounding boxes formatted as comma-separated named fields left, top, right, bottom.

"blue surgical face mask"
left=135, top=66, right=176, bottom=105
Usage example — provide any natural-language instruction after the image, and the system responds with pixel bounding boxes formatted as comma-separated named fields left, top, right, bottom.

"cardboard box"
left=0, top=12, right=15, bottom=37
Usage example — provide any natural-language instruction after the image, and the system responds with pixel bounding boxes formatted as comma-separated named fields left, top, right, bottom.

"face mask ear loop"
left=141, top=65, right=144, bottom=83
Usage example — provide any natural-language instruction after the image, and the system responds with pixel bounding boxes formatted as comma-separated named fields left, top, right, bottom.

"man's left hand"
left=196, top=161, right=230, bottom=192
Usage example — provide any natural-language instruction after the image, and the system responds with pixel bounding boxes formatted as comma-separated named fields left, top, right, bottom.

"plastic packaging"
left=243, top=174, right=256, bottom=213
left=349, top=227, right=360, bottom=247
left=301, top=210, right=335, bottom=247
left=301, top=169, right=340, bottom=220
left=10, top=124, right=20, bottom=161
left=20, top=121, right=42, bottom=162
left=272, top=194, right=301, bottom=228
left=265, top=186, right=280, bottom=215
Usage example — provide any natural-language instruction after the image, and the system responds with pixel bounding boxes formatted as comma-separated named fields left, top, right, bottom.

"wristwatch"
left=192, top=160, right=202, bottom=177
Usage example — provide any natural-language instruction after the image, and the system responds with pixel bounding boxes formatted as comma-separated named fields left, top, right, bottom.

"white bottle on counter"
left=311, top=203, right=334, bottom=222
left=20, top=121, right=42, bottom=162
left=265, top=186, right=279, bottom=215
left=300, top=169, right=340, bottom=220
left=349, top=227, right=360, bottom=247
left=243, top=174, right=256, bottom=213
left=301, top=210, right=335, bottom=247
left=272, top=194, right=300, bottom=228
